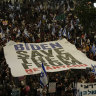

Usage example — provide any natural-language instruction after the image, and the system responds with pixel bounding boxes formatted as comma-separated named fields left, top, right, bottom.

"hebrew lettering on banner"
left=77, top=83, right=96, bottom=96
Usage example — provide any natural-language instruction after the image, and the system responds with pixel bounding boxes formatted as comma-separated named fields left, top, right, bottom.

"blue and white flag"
left=62, top=27, right=67, bottom=37
left=40, top=63, right=48, bottom=87
left=24, top=28, right=29, bottom=37
left=91, top=64, right=96, bottom=75
left=16, top=29, right=21, bottom=38
left=59, top=28, right=63, bottom=37
left=68, top=31, right=70, bottom=39
left=91, top=44, right=96, bottom=56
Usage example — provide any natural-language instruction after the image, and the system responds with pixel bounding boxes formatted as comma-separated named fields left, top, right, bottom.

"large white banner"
left=4, top=39, right=96, bottom=77
left=77, top=83, right=96, bottom=96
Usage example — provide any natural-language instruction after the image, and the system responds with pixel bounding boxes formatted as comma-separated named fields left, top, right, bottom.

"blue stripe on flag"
left=41, top=63, right=47, bottom=76
left=40, top=79, right=44, bottom=87
left=40, top=63, right=48, bottom=87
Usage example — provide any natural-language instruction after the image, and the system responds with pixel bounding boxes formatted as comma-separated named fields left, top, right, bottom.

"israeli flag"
left=24, top=28, right=29, bottom=37
left=91, top=64, right=96, bottom=75
left=59, top=28, right=63, bottom=37
left=16, top=29, right=21, bottom=38
left=62, top=27, right=67, bottom=37
left=40, top=63, right=48, bottom=87
left=68, top=31, right=70, bottom=39
left=91, top=44, right=96, bottom=56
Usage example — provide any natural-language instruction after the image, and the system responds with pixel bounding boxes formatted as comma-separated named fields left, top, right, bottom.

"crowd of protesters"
left=0, top=0, right=96, bottom=96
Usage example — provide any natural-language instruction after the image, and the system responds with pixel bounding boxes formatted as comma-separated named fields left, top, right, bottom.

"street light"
left=94, top=3, right=96, bottom=8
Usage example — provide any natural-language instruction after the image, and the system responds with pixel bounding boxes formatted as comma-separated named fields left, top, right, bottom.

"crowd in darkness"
left=0, top=0, right=96, bottom=96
